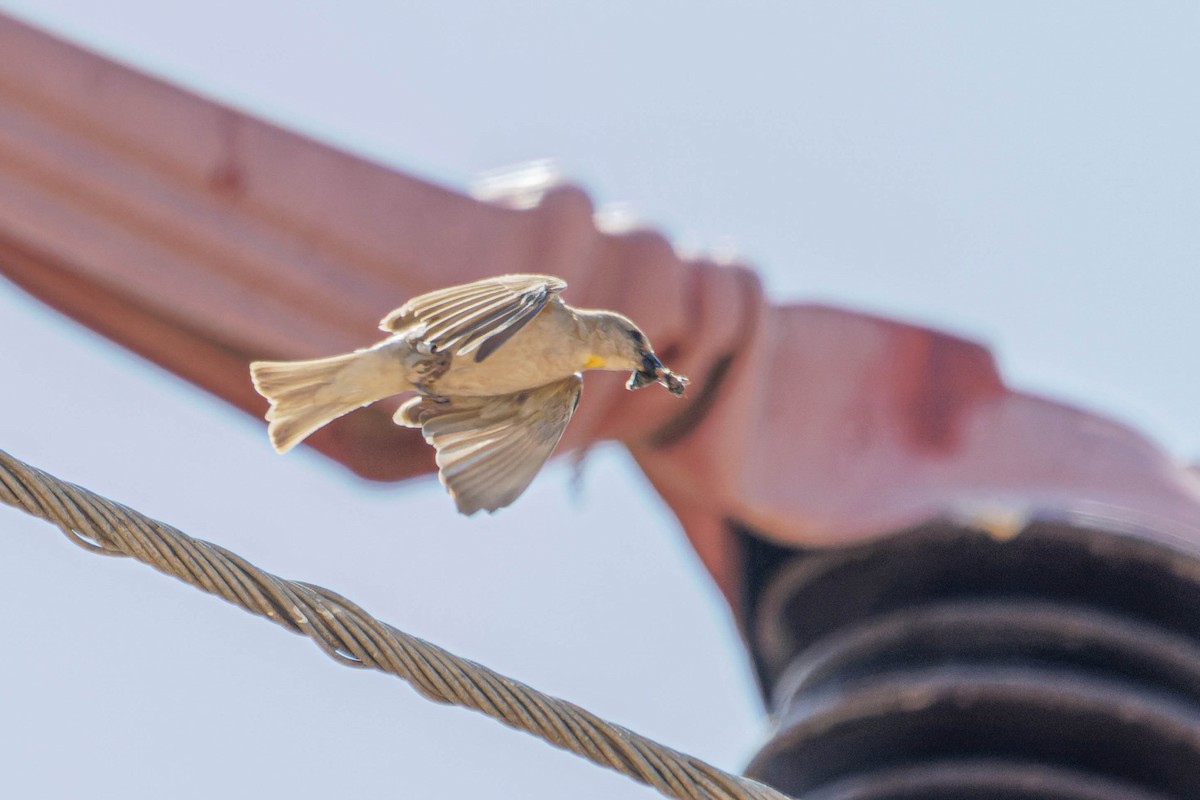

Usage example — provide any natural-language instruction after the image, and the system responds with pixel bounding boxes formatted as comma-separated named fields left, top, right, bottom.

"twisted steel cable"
left=0, top=448, right=791, bottom=800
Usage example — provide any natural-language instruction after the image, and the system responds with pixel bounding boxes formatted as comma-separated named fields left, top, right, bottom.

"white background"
left=1, top=3, right=1197, bottom=799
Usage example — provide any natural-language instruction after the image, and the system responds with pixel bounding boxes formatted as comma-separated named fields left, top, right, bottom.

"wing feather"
left=405, top=293, right=501, bottom=327
left=420, top=292, right=517, bottom=334
left=394, top=375, right=583, bottom=515
left=379, top=274, right=567, bottom=360
left=424, top=296, right=528, bottom=349
left=462, top=300, right=549, bottom=362
left=451, top=437, right=547, bottom=511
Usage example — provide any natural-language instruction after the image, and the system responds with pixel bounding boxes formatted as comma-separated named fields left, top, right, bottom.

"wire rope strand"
left=0, top=448, right=794, bottom=800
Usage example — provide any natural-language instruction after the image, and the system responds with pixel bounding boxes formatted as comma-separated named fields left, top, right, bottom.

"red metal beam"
left=3, top=12, right=1200, bottom=605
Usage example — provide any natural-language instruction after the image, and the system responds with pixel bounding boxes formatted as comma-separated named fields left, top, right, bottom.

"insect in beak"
left=627, top=352, right=689, bottom=397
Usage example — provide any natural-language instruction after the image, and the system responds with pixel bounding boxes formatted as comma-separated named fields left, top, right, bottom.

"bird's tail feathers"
left=250, top=350, right=398, bottom=453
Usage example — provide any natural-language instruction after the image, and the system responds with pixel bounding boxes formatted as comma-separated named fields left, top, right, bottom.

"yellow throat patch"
left=583, top=355, right=607, bottom=369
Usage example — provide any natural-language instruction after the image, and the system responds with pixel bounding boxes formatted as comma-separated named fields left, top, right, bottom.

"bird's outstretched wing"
left=380, top=274, right=567, bottom=362
left=395, top=375, right=583, bottom=515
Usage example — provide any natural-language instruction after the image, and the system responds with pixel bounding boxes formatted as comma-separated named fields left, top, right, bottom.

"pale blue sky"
left=1, top=3, right=1197, bottom=799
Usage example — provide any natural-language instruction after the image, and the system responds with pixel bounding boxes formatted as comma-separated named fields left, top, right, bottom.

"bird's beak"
left=627, top=368, right=657, bottom=391
left=626, top=351, right=688, bottom=397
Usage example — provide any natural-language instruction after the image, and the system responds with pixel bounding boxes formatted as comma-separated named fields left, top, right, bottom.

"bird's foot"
left=415, top=381, right=451, bottom=403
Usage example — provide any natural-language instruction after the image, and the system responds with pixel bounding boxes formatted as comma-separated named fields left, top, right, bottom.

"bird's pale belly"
left=432, top=344, right=584, bottom=396
left=380, top=321, right=585, bottom=397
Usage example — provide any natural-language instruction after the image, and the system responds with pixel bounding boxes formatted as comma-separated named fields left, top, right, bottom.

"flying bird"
left=250, top=274, right=687, bottom=514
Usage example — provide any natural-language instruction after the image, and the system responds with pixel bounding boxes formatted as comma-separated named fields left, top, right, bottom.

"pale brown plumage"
left=250, top=274, right=686, bottom=515
left=379, top=274, right=567, bottom=362
left=395, top=376, right=583, bottom=516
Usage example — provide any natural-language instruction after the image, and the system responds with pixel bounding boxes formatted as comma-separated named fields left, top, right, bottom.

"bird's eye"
left=629, top=329, right=645, bottom=345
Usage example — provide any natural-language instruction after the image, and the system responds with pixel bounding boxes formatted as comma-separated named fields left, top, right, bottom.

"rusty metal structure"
left=3, top=13, right=1199, bottom=799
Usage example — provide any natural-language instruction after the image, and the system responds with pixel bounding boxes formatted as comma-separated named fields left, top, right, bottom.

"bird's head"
left=584, top=312, right=688, bottom=397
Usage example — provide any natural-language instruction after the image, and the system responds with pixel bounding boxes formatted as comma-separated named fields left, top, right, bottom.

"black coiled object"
left=735, top=519, right=1200, bottom=800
